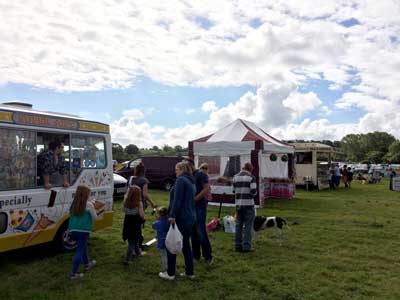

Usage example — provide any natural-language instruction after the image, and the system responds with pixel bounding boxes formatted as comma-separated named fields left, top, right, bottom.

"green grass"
left=1, top=180, right=400, bottom=300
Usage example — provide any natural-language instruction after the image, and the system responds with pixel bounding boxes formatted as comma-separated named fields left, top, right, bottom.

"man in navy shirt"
left=184, top=158, right=213, bottom=265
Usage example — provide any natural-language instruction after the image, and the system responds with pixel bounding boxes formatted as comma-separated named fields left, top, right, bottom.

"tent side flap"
left=193, top=141, right=255, bottom=156
left=263, top=143, right=294, bottom=153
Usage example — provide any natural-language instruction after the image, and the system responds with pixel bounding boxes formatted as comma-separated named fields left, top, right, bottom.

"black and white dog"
left=253, top=216, right=288, bottom=243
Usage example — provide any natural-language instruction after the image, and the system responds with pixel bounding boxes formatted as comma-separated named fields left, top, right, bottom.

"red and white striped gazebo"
left=189, top=119, right=295, bottom=207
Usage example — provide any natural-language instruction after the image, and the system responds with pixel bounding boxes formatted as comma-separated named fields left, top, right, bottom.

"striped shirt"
left=232, top=170, right=257, bottom=206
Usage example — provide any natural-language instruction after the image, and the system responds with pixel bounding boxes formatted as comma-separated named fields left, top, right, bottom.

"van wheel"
left=163, top=180, right=173, bottom=191
left=54, top=222, right=77, bottom=252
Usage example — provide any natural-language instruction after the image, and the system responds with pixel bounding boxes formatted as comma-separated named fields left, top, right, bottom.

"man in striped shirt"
left=232, top=162, right=257, bottom=252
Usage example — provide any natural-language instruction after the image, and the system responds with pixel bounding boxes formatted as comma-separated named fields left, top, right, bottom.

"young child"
left=122, top=185, right=145, bottom=265
left=152, top=207, right=169, bottom=276
left=68, top=185, right=98, bottom=280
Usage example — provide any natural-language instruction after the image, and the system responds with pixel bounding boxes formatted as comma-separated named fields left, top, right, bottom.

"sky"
left=0, top=0, right=399, bottom=148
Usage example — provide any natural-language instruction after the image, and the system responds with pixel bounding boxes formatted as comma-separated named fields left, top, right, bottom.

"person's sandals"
left=70, top=273, right=84, bottom=280
left=84, top=260, right=97, bottom=272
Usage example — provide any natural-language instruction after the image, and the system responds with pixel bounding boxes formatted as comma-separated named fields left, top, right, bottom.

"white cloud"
left=201, top=100, right=218, bottom=112
left=2, top=0, right=400, bottom=143
left=185, top=108, right=196, bottom=115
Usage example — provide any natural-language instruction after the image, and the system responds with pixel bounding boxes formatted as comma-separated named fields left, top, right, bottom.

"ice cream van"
left=0, top=102, right=114, bottom=252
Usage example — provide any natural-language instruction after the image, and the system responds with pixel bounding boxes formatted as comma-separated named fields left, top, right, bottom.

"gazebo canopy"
left=191, top=119, right=294, bottom=156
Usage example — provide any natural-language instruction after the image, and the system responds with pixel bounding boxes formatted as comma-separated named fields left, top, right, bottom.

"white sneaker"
left=159, top=272, right=175, bottom=280
left=180, top=272, right=195, bottom=279
left=70, top=273, right=84, bottom=280
left=84, top=260, right=97, bottom=272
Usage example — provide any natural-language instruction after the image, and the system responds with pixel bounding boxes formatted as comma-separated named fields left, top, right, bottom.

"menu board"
left=0, top=128, right=36, bottom=190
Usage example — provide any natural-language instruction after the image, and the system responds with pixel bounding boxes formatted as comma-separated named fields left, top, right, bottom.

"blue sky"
left=0, top=1, right=399, bottom=147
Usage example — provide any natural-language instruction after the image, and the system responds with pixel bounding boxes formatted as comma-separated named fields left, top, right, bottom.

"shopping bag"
left=223, top=215, right=236, bottom=233
left=165, top=224, right=183, bottom=254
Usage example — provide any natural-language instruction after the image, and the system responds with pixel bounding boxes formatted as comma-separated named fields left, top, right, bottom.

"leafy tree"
left=341, top=134, right=365, bottom=162
left=366, top=151, right=385, bottom=163
left=151, top=145, right=160, bottom=151
left=384, top=140, right=400, bottom=163
left=112, top=143, right=126, bottom=162
left=125, top=144, right=140, bottom=155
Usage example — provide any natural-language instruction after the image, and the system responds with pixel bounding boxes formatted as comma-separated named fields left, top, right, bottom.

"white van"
left=0, top=102, right=114, bottom=252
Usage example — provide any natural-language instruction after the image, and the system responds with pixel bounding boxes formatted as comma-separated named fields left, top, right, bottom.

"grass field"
left=1, top=180, right=400, bottom=300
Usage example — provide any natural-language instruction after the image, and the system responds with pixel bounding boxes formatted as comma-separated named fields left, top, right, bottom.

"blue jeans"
left=71, top=231, right=90, bottom=274
left=235, top=206, right=255, bottom=251
left=167, top=223, right=194, bottom=276
left=192, top=204, right=213, bottom=260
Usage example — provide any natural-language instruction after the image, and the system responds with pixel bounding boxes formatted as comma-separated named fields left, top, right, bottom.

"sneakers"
left=159, top=272, right=175, bottom=281
left=84, top=260, right=97, bottom=272
left=137, top=251, right=146, bottom=257
left=123, top=260, right=132, bottom=266
left=180, top=273, right=195, bottom=279
left=70, top=273, right=84, bottom=281
left=205, top=257, right=214, bottom=266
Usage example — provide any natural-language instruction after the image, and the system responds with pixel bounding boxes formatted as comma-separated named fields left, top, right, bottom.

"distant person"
left=68, top=185, right=98, bottom=280
left=200, top=163, right=212, bottom=201
left=128, top=163, right=157, bottom=250
left=390, top=168, right=397, bottom=191
left=37, top=140, right=69, bottom=189
left=187, top=160, right=213, bottom=265
left=233, top=162, right=257, bottom=252
left=342, top=165, right=349, bottom=188
left=328, top=164, right=335, bottom=190
left=152, top=207, right=170, bottom=276
left=160, top=162, right=196, bottom=281
left=347, top=167, right=353, bottom=188
left=122, top=185, right=145, bottom=265
left=333, top=163, right=341, bottom=190
left=128, top=163, right=157, bottom=210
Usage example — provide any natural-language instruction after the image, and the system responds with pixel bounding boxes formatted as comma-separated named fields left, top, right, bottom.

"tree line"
left=112, top=131, right=400, bottom=164
left=112, top=143, right=188, bottom=163
left=288, top=131, right=400, bottom=164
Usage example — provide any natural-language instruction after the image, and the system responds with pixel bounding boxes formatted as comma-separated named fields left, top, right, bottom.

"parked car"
left=113, top=173, right=128, bottom=197
left=116, top=156, right=184, bottom=191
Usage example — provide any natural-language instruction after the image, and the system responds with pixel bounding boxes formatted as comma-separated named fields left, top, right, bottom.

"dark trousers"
left=192, top=204, right=212, bottom=260
left=167, top=224, right=194, bottom=276
left=71, top=232, right=90, bottom=274
left=126, top=239, right=140, bottom=261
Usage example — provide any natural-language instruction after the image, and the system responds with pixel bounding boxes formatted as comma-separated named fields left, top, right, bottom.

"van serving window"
left=0, top=128, right=36, bottom=191
left=71, top=135, right=106, bottom=183
left=0, top=212, right=7, bottom=234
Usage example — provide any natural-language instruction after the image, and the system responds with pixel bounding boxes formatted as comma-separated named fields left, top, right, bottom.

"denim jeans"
left=167, top=223, right=194, bottom=276
left=235, top=206, right=255, bottom=251
left=192, top=204, right=212, bottom=260
left=126, top=239, right=140, bottom=261
left=160, top=248, right=168, bottom=272
left=71, top=231, right=90, bottom=274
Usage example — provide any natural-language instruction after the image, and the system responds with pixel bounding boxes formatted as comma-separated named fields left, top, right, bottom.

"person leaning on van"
left=37, top=140, right=70, bottom=189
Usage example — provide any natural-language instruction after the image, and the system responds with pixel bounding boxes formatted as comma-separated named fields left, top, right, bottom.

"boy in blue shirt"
left=152, top=207, right=170, bottom=276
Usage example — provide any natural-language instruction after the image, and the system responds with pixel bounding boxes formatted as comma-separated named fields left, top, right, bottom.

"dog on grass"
left=253, top=216, right=289, bottom=244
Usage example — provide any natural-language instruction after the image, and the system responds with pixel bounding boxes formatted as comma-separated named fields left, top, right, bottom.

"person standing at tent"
left=191, top=161, right=213, bottom=265
left=159, top=162, right=196, bottom=280
left=232, top=163, right=257, bottom=252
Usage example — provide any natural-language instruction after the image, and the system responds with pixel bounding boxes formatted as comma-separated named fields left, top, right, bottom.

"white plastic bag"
left=165, top=224, right=183, bottom=254
left=223, top=215, right=236, bottom=233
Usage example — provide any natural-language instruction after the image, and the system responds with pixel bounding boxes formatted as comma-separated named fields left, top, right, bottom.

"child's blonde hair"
left=124, top=185, right=141, bottom=209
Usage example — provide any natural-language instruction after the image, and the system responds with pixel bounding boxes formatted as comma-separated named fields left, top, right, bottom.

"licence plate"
left=117, top=187, right=127, bottom=194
